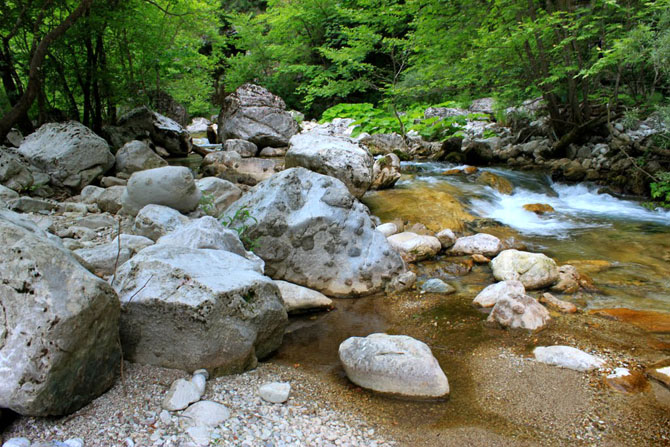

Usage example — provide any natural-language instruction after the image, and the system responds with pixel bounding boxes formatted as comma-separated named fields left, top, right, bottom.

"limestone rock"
left=450, top=233, right=502, bottom=257
left=473, top=280, right=525, bottom=308
left=0, top=146, right=40, bottom=192
left=180, top=401, right=230, bottom=428
left=551, top=265, right=581, bottom=294
left=162, top=378, right=203, bottom=411
left=286, top=131, right=373, bottom=198
left=386, top=271, right=417, bottom=293
left=132, top=204, right=190, bottom=241
left=338, top=333, right=449, bottom=398
left=436, top=229, right=457, bottom=249
left=113, top=245, right=287, bottom=374
left=533, top=346, right=605, bottom=371
left=490, top=249, right=559, bottom=290
left=274, top=280, right=333, bottom=314
left=201, top=151, right=282, bottom=186
left=259, top=382, right=291, bottom=404
left=387, top=232, right=442, bottom=263
left=221, top=168, right=406, bottom=298
left=224, top=139, right=258, bottom=158
left=360, top=133, right=406, bottom=156
left=17, top=121, right=114, bottom=190
left=74, top=234, right=154, bottom=276
left=121, top=166, right=201, bottom=216
left=0, top=210, right=120, bottom=416
left=370, top=153, right=401, bottom=190
left=376, top=222, right=399, bottom=238
left=196, top=177, right=242, bottom=217
left=115, top=140, right=167, bottom=175
left=80, top=185, right=125, bottom=214
left=421, top=278, right=455, bottom=294
left=539, top=293, right=577, bottom=314
left=218, top=84, right=299, bottom=148
left=487, top=293, right=551, bottom=330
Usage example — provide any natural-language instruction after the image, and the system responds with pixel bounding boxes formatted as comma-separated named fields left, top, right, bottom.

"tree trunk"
left=0, top=0, right=94, bottom=141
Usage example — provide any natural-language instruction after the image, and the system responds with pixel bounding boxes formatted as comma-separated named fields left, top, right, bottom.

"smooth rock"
left=370, top=153, right=401, bottom=190
left=259, top=382, right=291, bottom=403
left=74, top=234, right=154, bottom=277
left=387, top=232, right=442, bottom=263
left=286, top=131, right=373, bottom=198
left=523, top=203, right=555, bottom=215
left=162, top=378, right=203, bottom=411
left=0, top=210, right=120, bottom=416
left=17, top=121, right=114, bottom=189
left=551, top=264, right=582, bottom=294
left=224, top=139, right=258, bottom=157
left=338, top=333, right=449, bottom=398
left=115, top=140, right=167, bottom=175
left=376, top=222, right=399, bottom=237
left=191, top=373, right=207, bottom=395
left=201, top=151, right=282, bottom=186
left=63, top=439, right=84, bottom=447
left=132, top=204, right=190, bottom=241
left=533, top=346, right=605, bottom=371
left=196, top=177, right=242, bottom=217
left=436, top=229, right=457, bottom=249
left=121, top=166, right=201, bottom=216
left=113, top=245, right=287, bottom=374
left=473, top=280, right=525, bottom=308
left=539, top=292, right=578, bottom=314
left=80, top=185, right=125, bottom=214
left=274, top=280, right=333, bottom=314
left=421, top=278, right=455, bottom=294
left=386, top=271, right=417, bottom=293
left=221, top=168, right=406, bottom=297
left=2, top=438, right=31, bottom=447
left=476, top=171, right=514, bottom=195
left=487, top=293, right=551, bottom=330
left=258, top=146, right=286, bottom=157
left=218, top=84, right=298, bottom=147
left=450, top=233, right=502, bottom=257
left=490, top=249, right=559, bottom=290
left=0, top=184, right=19, bottom=200
left=181, top=401, right=230, bottom=428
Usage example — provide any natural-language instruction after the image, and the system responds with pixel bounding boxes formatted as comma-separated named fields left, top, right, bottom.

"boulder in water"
left=387, top=232, right=442, bottom=263
left=490, top=249, right=559, bottom=290
left=450, top=233, right=502, bottom=257
left=473, top=280, right=525, bottom=308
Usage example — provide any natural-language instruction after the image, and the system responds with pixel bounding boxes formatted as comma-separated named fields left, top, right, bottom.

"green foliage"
left=198, top=192, right=217, bottom=216
left=650, top=172, right=670, bottom=204
left=220, top=206, right=259, bottom=252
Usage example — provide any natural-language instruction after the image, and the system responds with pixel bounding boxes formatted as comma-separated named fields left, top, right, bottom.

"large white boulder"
left=487, top=293, right=551, bottom=330
left=121, top=166, right=201, bottom=216
left=113, top=245, right=287, bottom=374
left=17, top=121, right=115, bottom=190
left=490, top=249, right=559, bottom=290
left=473, top=280, right=525, bottom=308
left=533, top=346, right=605, bottom=372
left=0, top=210, right=120, bottom=416
left=387, top=232, right=442, bottom=263
left=221, top=168, right=406, bottom=298
left=338, top=333, right=449, bottom=398
left=286, top=131, right=373, bottom=198
left=218, top=84, right=299, bottom=148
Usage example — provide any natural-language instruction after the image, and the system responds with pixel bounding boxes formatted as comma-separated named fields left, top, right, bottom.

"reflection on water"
left=367, top=162, right=670, bottom=313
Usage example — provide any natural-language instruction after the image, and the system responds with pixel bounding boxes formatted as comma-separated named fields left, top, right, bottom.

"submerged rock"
left=473, top=280, right=525, bottom=308
left=421, top=278, right=455, bottom=294
left=490, top=249, right=559, bottom=290
left=221, top=168, right=406, bottom=297
left=539, top=292, right=577, bottom=314
left=533, top=346, right=605, bottom=372
left=113, top=245, right=287, bottom=375
left=339, top=333, right=449, bottom=398
left=0, top=210, right=120, bottom=416
left=476, top=171, right=514, bottom=195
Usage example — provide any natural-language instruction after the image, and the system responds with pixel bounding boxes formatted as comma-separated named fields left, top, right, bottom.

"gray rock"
left=339, top=333, right=449, bottom=398
left=115, top=140, right=167, bottom=175
left=74, top=234, right=154, bottom=276
left=0, top=210, right=120, bottom=416
left=473, top=280, right=525, bottom=308
left=376, top=222, right=399, bottom=238
left=360, top=133, right=406, bottom=155
left=17, top=121, right=115, bottom=190
left=259, top=382, right=291, bottom=404
left=103, top=106, right=191, bottom=156
left=2, top=438, right=31, bottom=447
left=469, top=97, right=496, bottom=114
left=370, top=153, right=401, bottom=190
left=5, top=128, right=24, bottom=147
left=490, top=249, right=559, bottom=290
left=132, top=204, right=190, bottom=241
left=450, top=233, right=502, bottom=257
left=180, top=401, right=230, bottom=428
left=387, top=232, right=441, bottom=263
left=487, top=293, right=551, bottom=330
left=286, top=131, right=373, bottom=198
left=121, top=166, right=201, bottom=216
left=421, top=278, right=455, bottom=294
left=274, top=280, right=333, bottom=314
left=100, top=176, right=127, bottom=187
left=73, top=214, right=116, bottom=230
left=424, top=107, right=468, bottom=119
left=218, top=84, right=299, bottom=148
left=258, top=146, right=286, bottom=157
left=386, top=271, right=417, bottom=293
left=7, top=196, right=58, bottom=213
left=80, top=185, right=124, bottom=214
left=0, top=146, right=36, bottom=192
left=196, top=177, right=242, bottom=217
left=201, top=151, right=282, bottom=186
left=63, top=439, right=84, bottom=447
left=162, top=378, right=203, bottom=411
left=221, top=168, right=406, bottom=297
left=533, top=346, right=605, bottom=372
left=113, top=245, right=287, bottom=374
left=187, top=117, right=212, bottom=134
left=0, top=184, right=19, bottom=200
left=436, top=229, right=457, bottom=249
left=224, top=139, right=258, bottom=157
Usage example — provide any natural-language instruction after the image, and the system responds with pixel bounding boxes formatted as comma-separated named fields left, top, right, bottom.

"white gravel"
left=3, top=363, right=396, bottom=447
